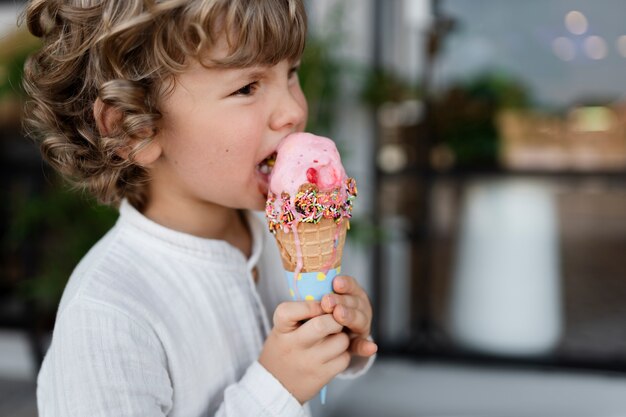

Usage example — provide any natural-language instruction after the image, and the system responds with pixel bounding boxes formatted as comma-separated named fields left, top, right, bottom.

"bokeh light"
left=617, top=35, right=626, bottom=57
left=583, top=36, right=608, bottom=60
left=378, top=144, right=408, bottom=173
left=565, top=10, right=588, bottom=35
left=552, top=37, right=576, bottom=61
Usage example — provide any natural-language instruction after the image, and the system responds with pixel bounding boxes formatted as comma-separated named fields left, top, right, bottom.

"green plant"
left=434, top=71, right=530, bottom=168
left=5, top=179, right=117, bottom=310
left=299, top=36, right=343, bottom=136
left=360, top=68, right=421, bottom=107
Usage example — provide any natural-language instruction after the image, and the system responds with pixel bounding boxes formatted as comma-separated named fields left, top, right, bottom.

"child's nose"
left=270, top=88, right=307, bottom=132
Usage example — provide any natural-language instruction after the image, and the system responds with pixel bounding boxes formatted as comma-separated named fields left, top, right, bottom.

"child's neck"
left=141, top=195, right=252, bottom=259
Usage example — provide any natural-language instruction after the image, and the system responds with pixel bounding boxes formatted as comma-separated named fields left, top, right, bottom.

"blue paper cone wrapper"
left=285, top=266, right=341, bottom=301
left=284, top=266, right=342, bottom=405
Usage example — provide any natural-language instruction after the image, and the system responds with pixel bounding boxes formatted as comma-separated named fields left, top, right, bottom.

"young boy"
left=22, top=0, right=377, bottom=416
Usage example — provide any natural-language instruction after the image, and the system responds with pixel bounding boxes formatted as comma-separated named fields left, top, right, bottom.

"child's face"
left=148, top=43, right=308, bottom=212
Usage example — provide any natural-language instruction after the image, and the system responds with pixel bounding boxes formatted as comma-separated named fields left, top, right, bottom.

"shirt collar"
left=119, top=199, right=264, bottom=271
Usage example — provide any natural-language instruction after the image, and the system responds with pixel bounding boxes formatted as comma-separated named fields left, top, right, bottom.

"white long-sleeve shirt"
left=37, top=200, right=373, bottom=417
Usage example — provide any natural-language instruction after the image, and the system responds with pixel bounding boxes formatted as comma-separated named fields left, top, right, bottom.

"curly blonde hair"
left=22, top=0, right=307, bottom=209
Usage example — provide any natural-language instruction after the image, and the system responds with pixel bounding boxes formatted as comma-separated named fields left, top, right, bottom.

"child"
left=22, top=0, right=377, bottom=416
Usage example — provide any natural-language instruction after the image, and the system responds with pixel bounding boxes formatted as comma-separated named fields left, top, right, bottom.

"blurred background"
left=2, top=0, right=626, bottom=416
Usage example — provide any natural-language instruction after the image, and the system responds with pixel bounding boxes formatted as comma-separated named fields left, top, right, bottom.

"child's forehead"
left=199, top=33, right=243, bottom=64
left=192, top=33, right=300, bottom=72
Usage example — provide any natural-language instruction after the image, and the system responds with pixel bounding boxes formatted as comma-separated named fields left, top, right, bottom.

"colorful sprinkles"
left=266, top=177, right=358, bottom=234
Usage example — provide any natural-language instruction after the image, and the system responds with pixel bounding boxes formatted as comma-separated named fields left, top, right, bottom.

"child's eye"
left=232, top=82, right=258, bottom=96
left=288, top=65, right=300, bottom=79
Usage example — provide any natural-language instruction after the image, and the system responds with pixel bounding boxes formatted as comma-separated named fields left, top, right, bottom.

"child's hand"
left=321, top=275, right=378, bottom=358
left=258, top=301, right=351, bottom=404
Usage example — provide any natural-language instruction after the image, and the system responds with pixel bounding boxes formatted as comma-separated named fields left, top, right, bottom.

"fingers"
left=325, top=351, right=352, bottom=376
left=349, top=337, right=378, bottom=357
left=333, top=304, right=370, bottom=336
left=332, top=275, right=364, bottom=296
left=322, top=280, right=374, bottom=339
left=316, top=332, right=351, bottom=363
left=297, top=314, right=344, bottom=347
left=321, top=293, right=361, bottom=313
left=273, top=301, right=324, bottom=333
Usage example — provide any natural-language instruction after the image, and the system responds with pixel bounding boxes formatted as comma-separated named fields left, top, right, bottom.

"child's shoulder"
left=55, top=217, right=159, bottom=325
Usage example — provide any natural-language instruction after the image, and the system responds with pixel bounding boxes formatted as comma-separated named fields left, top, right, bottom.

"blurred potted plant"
left=361, top=68, right=421, bottom=108
left=433, top=72, right=530, bottom=169
left=6, top=182, right=118, bottom=314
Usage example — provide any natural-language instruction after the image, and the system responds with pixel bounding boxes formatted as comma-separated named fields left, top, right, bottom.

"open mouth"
left=255, top=151, right=277, bottom=196
left=256, top=151, right=277, bottom=176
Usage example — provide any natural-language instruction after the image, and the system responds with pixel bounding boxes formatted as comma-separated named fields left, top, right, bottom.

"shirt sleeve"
left=37, top=298, right=308, bottom=417
left=216, top=361, right=307, bottom=417
left=37, top=298, right=173, bottom=417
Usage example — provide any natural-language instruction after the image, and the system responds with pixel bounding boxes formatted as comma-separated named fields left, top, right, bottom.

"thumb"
left=349, top=337, right=378, bottom=357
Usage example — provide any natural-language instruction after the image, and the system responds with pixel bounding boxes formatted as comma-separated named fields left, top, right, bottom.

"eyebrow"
left=234, top=67, right=269, bottom=83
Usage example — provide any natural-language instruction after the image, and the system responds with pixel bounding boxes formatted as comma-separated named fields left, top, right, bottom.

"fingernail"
left=326, top=295, right=336, bottom=308
left=336, top=278, right=345, bottom=289
left=340, top=305, right=348, bottom=320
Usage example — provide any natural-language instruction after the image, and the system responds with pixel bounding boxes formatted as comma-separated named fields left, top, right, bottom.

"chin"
left=238, top=194, right=265, bottom=212
left=250, top=198, right=265, bottom=212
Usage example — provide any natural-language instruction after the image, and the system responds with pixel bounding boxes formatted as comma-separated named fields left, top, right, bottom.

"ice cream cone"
left=275, top=218, right=347, bottom=302
left=275, top=219, right=347, bottom=272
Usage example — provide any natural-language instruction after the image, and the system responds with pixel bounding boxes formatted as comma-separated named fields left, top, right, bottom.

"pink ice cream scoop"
left=269, top=132, right=348, bottom=198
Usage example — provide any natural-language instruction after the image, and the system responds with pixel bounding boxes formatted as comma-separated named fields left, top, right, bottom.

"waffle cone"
left=275, top=219, right=347, bottom=272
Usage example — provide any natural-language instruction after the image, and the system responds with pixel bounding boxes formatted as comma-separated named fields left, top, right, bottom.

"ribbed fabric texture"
left=37, top=200, right=373, bottom=417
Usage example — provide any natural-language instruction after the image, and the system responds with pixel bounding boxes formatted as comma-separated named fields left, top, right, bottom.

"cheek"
left=300, top=100, right=309, bottom=130
left=210, top=119, right=263, bottom=156
left=294, top=85, right=307, bottom=108
left=196, top=127, right=262, bottom=184
left=158, top=100, right=263, bottom=177
left=293, top=84, right=309, bottom=130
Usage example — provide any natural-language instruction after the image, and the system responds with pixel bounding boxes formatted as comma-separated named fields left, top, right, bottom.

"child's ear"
left=93, top=97, right=120, bottom=137
left=93, top=98, right=162, bottom=166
